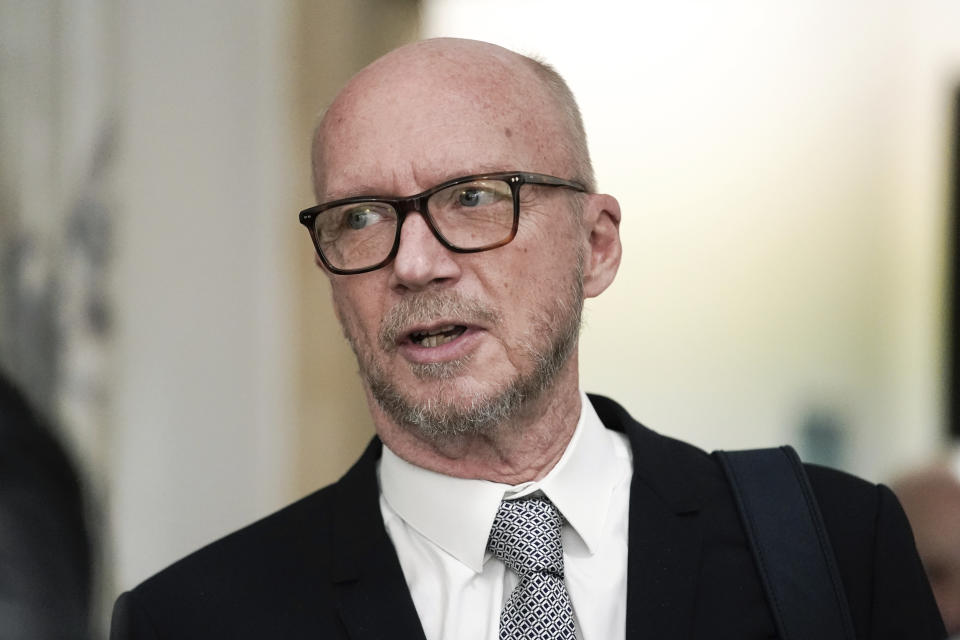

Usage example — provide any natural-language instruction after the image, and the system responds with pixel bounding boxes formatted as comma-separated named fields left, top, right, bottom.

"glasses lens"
left=313, top=201, right=398, bottom=271
left=427, top=179, right=515, bottom=249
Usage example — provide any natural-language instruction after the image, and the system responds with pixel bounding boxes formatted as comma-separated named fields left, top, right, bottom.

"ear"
left=581, top=193, right=622, bottom=299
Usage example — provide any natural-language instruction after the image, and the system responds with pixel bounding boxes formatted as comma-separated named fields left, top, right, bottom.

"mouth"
left=408, top=324, right=468, bottom=348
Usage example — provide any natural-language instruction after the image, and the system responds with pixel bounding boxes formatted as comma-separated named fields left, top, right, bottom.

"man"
left=111, top=38, right=946, bottom=639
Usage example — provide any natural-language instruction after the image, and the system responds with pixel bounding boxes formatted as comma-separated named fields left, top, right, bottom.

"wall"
left=109, top=1, right=297, bottom=593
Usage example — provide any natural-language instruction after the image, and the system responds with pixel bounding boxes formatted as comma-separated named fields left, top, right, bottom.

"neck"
left=369, top=366, right=582, bottom=485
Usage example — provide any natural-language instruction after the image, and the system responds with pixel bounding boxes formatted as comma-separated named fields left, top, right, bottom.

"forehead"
left=315, top=47, right=570, bottom=199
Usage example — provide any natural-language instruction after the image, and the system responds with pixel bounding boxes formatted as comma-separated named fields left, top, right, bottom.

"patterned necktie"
left=487, top=497, right=576, bottom=640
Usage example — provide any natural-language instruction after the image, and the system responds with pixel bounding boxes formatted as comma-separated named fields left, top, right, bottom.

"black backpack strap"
left=715, top=446, right=857, bottom=640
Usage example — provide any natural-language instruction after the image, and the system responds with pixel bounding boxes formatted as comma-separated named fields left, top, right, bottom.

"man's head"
left=306, top=38, right=621, bottom=451
left=311, top=39, right=596, bottom=200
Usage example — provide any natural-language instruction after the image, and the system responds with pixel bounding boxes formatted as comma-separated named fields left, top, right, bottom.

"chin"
left=368, top=346, right=575, bottom=442
left=407, top=357, right=473, bottom=381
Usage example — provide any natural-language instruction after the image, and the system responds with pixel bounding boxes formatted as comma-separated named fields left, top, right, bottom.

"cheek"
left=491, top=242, right=574, bottom=311
left=329, top=284, right=352, bottom=331
left=330, top=283, right=380, bottom=341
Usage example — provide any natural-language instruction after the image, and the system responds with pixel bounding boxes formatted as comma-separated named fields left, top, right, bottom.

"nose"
left=387, top=212, right=461, bottom=292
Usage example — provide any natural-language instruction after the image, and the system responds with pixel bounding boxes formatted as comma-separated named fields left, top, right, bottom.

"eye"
left=345, top=206, right=382, bottom=230
left=455, top=186, right=498, bottom=207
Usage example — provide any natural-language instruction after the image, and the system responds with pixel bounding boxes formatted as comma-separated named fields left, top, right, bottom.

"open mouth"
left=409, top=324, right=467, bottom=348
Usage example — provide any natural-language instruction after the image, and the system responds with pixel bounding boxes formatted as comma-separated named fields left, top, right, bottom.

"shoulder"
left=144, top=481, right=339, bottom=587
left=589, top=393, right=909, bottom=532
left=590, top=393, right=945, bottom=638
left=111, top=438, right=383, bottom=639
left=112, top=484, right=341, bottom=638
left=806, top=465, right=946, bottom=639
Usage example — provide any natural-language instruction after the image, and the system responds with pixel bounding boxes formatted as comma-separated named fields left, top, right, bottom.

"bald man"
left=110, top=39, right=945, bottom=640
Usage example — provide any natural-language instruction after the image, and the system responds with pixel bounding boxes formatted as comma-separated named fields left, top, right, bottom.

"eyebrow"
left=325, top=184, right=389, bottom=200
left=324, top=165, right=518, bottom=201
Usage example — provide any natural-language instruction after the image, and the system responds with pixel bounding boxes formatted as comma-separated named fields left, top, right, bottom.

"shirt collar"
left=379, top=391, right=622, bottom=573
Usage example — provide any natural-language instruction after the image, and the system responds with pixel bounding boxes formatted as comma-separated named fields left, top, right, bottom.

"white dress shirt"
left=378, top=391, right=633, bottom=640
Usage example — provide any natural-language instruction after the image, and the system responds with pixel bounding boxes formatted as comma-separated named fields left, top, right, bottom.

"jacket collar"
left=588, top=393, right=704, bottom=514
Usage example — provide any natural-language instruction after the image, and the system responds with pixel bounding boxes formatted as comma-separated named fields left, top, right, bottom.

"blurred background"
left=1, top=0, right=959, bottom=634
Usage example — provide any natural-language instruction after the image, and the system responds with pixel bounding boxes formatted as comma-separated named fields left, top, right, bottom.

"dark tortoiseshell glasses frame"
left=298, top=171, right=587, bottom=275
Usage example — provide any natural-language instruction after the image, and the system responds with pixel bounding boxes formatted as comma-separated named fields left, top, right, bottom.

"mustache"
left=378, top=292, right=501, bottom=351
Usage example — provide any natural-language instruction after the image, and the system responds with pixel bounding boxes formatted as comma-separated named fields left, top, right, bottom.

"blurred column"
left=110, top=0, right=298, bottom=602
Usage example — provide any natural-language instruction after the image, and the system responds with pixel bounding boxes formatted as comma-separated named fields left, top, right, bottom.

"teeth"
left=421, top=333, right=455, bottom=348
left=411, top=325, right=465, bottom=347
left=426, top=325, right=455, bottom=337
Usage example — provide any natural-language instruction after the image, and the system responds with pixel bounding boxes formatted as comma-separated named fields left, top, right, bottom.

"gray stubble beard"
left=345, top=258, right=585, bottom=443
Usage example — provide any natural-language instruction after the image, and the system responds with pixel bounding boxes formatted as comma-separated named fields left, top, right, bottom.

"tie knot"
left=487, top=497, right=565, bottom=577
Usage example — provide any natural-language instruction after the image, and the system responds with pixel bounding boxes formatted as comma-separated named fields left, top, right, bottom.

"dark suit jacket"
left=111, top=395, right=946, bottom=639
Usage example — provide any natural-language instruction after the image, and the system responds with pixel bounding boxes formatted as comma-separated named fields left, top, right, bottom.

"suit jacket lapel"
left=329, top=439, right=428, bottom=640
left=590, top=395, right=703, bottom=640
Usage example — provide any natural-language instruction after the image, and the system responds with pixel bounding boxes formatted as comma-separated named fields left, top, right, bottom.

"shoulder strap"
left=715, top=446, right=857, bottom=640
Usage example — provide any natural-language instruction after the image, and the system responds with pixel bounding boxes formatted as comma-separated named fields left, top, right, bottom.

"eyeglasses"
left=299, top=171, right=586, bottom=275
